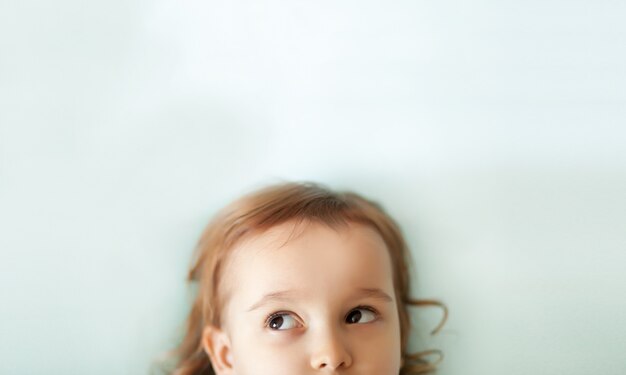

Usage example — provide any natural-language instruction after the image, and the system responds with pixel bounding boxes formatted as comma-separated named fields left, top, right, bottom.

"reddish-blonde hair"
left=165, top=181, right=446, bottom=374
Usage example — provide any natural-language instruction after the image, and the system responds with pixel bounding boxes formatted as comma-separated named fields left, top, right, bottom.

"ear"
left=202, top=325, right=235, bottom=375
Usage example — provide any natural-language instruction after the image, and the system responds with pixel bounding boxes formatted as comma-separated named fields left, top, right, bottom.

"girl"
left=164, top=181, right=446, bottom=375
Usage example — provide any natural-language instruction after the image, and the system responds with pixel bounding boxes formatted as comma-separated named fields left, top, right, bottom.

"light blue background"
left=1, top=1, right=625, bottom=374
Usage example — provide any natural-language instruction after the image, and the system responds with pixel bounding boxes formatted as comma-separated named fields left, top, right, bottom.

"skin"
left=202, top=220, right=402, bottom=375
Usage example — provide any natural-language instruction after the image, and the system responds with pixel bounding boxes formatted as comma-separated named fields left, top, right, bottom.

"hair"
left=162, top=181, right=447, bottom=375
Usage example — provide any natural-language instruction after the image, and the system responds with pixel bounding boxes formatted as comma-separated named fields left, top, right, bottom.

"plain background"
left=1, top=1, right=625, bottom=374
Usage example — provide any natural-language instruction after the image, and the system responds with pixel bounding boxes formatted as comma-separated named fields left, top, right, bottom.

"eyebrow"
left=246, top=287, right=394, bottom=312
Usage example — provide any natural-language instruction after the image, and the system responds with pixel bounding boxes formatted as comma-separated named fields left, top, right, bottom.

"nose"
left=309, top=326, right=353, bottom=371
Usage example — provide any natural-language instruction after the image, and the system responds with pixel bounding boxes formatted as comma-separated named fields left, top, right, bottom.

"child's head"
left=170, top=181, right=443, bottom=375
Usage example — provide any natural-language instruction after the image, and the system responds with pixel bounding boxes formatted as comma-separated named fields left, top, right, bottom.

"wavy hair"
left=160, top=181, right=447, bottom=374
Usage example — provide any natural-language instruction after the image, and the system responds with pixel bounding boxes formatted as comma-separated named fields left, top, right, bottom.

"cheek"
left=230, top=328, right=308, bottom=375
left=352, top=322, right=402, bottom=373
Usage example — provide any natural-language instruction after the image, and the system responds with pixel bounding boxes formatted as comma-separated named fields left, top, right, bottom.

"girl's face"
left=203, top=220, right=402, bottom=375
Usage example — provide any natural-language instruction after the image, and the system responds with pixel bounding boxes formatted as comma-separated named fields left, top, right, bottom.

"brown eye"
left=269, top=315, right=284, bottom=329
left=267, top=313, right=299, bottom=330
left=346, top=308, right=377, bottom=324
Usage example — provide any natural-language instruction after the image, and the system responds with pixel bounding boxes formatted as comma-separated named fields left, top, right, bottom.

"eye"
left=346, top=306, right=378, bottom=324
left=265, top=312, right=301, bottom=331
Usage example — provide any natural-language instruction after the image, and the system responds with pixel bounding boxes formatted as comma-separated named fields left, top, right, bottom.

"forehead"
left=221, top=220, right=395, bottom=306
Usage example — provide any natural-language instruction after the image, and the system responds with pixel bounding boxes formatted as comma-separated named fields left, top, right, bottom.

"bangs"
left=217, top=182, right=371, bottom=251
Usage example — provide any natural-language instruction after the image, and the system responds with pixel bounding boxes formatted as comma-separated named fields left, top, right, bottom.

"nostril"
left=318, top=361, right=345, bottom=370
